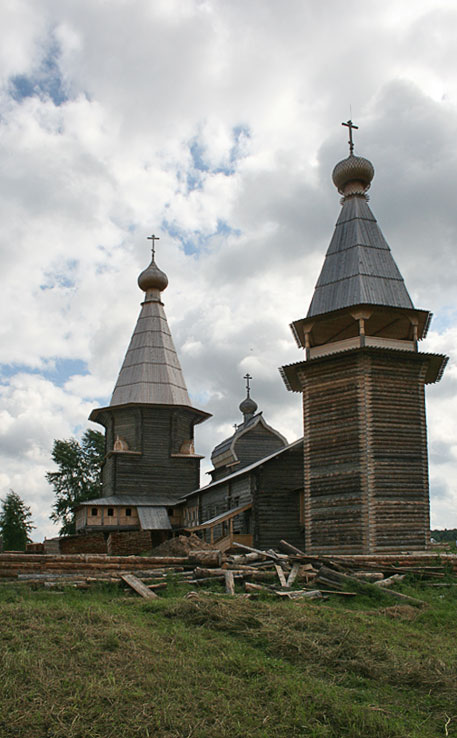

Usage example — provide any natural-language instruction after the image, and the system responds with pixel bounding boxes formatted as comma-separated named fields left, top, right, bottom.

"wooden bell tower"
left=281, top=124, right=447, bottom=554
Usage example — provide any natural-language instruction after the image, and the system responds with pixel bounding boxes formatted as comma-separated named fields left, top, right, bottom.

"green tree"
left=47, top=429, right=105, bottom=535
left=0, top=490, right=35, bottom=551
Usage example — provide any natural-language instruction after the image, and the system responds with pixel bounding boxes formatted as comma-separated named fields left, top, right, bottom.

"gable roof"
left=181, top=437, right=303, bottom=501
left=307, top=195, right=414, bottom=317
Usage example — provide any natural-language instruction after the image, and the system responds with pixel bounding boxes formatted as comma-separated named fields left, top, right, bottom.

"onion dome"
left=239, top=395, right=258, bottom=420
left=332, top=154, right=375, bottom=196
left=138, top=256, right=168, bottom=299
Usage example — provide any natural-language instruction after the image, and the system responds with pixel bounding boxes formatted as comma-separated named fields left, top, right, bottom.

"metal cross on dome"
left=147, top=233, right=160, bottom=258
left=244, top=373, right=252, bottom=397
left=342, top=119, right=358, bottom=156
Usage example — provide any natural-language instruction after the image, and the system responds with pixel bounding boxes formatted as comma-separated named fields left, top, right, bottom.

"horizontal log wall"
left=101, top=407, right=201, bottom=500
left=299, top=348, right=433, bottom=555
left=254, top=446, right=304, bottom=550
left=235, top=427, right=286, bottom=471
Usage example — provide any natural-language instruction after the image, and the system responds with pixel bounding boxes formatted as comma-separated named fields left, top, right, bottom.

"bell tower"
left=90, top=236, right=210, bottom=502
left=281, top=123, right=447, bottom=554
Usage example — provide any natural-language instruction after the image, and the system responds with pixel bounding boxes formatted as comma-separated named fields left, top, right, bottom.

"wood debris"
left=0, top=540, right=455, bottom=604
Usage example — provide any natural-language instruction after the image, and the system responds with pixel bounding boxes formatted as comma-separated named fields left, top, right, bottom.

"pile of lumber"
left=1, top=542, right=455, bottom=604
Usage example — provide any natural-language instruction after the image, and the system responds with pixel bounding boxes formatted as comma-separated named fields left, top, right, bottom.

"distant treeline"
left=431, top=529, right=457, bottom=542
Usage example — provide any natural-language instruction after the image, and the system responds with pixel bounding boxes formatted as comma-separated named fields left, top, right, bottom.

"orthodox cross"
left=244, top=372, right=252, bottom=397
left=342, top=119, right=358, bottom=155
left=147, top=234, right=160, bottom=258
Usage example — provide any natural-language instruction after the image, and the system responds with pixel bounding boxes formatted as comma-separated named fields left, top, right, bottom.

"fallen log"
left=375, top=574, right=405, bottom=588
left=279, top=540, right=307, bottom=557
left=232, top=542, right=279, bottom=561
left=352, top=571, right=385, bottom=582
left=120, top=574, right=159, bottom=600
left=244, top=582, right=268, bottom=593
left=317, top=566, right=427, bottom=608
left=188, top=550, right=222, bottom=567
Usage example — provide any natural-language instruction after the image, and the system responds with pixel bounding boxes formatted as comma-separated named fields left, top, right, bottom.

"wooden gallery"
left=71, top=129, right=447, bottom=556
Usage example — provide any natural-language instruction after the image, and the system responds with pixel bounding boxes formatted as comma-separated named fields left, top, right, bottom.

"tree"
left=0, top=490, right=35, bottom=551
left=47, top=429, right=105, bottom=535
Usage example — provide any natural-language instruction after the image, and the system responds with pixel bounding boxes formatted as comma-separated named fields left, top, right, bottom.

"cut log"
left=232, top=542, right=279, bottom=561
left=317, top=566, right=426, bottom=607
left=225, top=571, right=235, bottom=595
left=279, top=540, right=307, bottom=557
left=275, top=589, right=323, bottom=600
left=120, top=574, right=159, bottom=600
left=352, top=572, right=384, bottom=582
left=244, top=582, right=268, bottom=593
left=375, top=574, right=405, bottom=587
left=188, top=550, right=222, bottom=567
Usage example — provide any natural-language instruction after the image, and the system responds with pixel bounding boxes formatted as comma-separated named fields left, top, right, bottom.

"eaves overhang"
left=90, top=402, right=211, bottom=425
left=280, top=345, right=448, bottom=391
left=290, top=303, right=432, bottom=350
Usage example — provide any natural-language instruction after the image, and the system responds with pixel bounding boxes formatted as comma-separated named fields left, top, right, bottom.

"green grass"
left=1, top=578, right=457, bottom=737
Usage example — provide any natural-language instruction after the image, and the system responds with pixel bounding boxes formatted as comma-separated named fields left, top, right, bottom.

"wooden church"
left=281, top=122, right=447, bottom=554
left=73, top=124, right=446, bottom=554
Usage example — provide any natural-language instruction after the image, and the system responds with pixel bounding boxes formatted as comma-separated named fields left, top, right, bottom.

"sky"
left=1, top=0, right=457, bottom=541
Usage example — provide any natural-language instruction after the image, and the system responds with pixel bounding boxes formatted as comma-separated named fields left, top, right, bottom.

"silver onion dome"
left=138, top=257, right=168, bottom=294
left=332, top=154, right=375, bottom=195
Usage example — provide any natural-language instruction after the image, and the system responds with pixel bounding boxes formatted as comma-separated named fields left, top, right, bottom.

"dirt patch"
left=149, top=534, right=214, bottom=557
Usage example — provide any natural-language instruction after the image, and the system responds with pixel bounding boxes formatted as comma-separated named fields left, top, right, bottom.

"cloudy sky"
left=1, top=0, right=457, bottom=541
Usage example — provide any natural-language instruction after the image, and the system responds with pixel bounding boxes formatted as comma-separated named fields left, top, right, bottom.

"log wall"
left=97, top=406, right=202, bottom=501
left=253, top=445, right=304, bottom=550
left=299, top=348, right=434, bottom=554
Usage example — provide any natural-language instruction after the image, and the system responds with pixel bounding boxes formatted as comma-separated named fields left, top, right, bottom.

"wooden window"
left=167, top=508, right=174, bottom=516
left=125, top=508, right=132, bottom=516
left=91, top=508, right=98, bottom=516
left=107, top=508, right=114, bottom=517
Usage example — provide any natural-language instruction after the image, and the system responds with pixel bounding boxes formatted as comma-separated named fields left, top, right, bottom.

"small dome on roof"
left=332, top=154, right=374, bottom=195
left=138, top=258, right=168, bottom=293
left=239, top=395, right=258, bottom=418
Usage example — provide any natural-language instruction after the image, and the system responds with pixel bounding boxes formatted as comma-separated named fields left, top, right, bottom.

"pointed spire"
left=306, top=126, right=413, bottom=317
left=110, top=236, right=192, bottom=407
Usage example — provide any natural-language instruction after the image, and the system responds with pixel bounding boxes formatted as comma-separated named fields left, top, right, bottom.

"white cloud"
left=1, top=0, right=457, bottom=539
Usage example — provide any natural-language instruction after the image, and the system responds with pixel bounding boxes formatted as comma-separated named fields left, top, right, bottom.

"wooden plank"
left=286, top=563, right=300, bottom=587
left=274, top=564, right=288, bottom=588
left=120, top=573, right=159, bottom=599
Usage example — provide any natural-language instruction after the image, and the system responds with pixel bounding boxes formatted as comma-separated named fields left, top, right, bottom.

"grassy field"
left=1, top=576, right=457, bottom=738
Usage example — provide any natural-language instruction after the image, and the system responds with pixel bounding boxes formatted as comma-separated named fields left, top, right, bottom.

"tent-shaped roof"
left=307, top=195, right=414, bottom=317
left=110, top=298, right=192, bottom=407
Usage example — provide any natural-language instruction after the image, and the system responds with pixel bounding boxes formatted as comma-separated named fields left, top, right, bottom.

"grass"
left=1, top=577, right=457, bottom=737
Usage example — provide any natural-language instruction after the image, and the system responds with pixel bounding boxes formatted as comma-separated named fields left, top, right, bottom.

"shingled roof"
left=307, top=194, right=414, bottom=317
left=110, top=298, right=192, bottom=407
left=109, top=250, right=193, bottom=408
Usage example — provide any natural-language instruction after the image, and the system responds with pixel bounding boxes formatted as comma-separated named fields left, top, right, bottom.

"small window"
left=107, top=508, right=114, bottom=517
left=91, top=508, right=98, bottom=517
left=125, top=508, right=131, bottom=516
left=167, top=507, right=174, bottom=516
